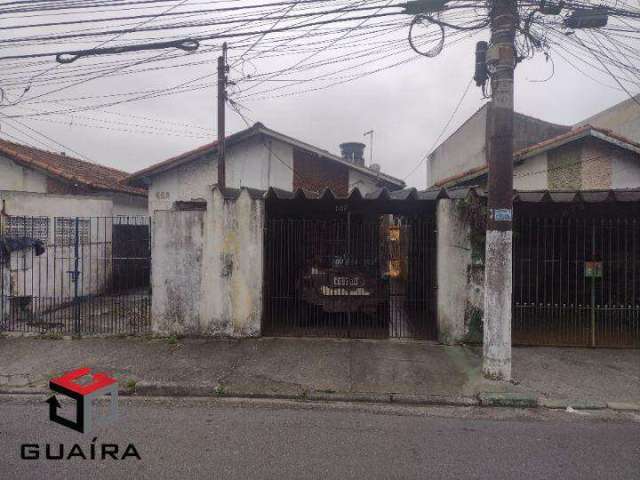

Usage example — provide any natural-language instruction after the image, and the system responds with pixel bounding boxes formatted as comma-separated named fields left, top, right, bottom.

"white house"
left=0, top=139, right=149, bottom=328
left=0, top=138, right=148, bottom=218
left=127, top=122, right=405, bottom=213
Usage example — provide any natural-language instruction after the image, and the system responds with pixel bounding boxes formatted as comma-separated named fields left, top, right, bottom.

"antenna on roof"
left=363, top=130, right=374, bottom=166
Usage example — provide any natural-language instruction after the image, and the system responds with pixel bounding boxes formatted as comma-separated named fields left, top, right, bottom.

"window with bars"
left=2, top=216, right=49, bottom=243
left=54, top=218, right=91, bottom=246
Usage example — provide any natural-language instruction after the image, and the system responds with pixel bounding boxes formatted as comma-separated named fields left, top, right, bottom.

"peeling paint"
left=151, top=187, right=264, bottom=337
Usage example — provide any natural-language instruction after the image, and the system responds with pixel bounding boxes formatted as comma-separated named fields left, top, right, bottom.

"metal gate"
left=513, top=207, right=640, bottom=347
left=263, top=214, right=437, bottom=339
left=1, top=215, right=151, bottom=335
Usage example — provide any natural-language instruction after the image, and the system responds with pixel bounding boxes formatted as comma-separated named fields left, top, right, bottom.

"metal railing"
left=263, top=215, right=437, bottom=339
left=513, top=213, right=640, bottom=347
left=1, top=216, right=151, bottom=335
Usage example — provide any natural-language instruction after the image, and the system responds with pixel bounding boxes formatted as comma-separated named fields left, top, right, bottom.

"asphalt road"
left=1, top=396, right=639, bottom=480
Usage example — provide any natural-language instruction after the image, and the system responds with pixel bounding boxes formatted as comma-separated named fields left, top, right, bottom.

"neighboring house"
left=0, top=139, right=149, bottom=322
left=576, top=95, right=640, bottom=143
left=433, top=125, right=640, bottom=190
left=0, top=139, right=147, bottom=218
left=127, top=122, right=405, bottom=213
left=427, top=103, right=571, bottom=188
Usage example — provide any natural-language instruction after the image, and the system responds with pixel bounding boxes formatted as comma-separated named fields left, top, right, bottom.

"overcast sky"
left=1, top=2, right=635, bottom=190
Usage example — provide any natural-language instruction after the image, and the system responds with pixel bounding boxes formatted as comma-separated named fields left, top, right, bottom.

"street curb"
left=477, top=392, right=538, bottom=408
left=0, top=384, right=634, bottom=413
left=135, top=381, right=305, bottom=400
left=307, top=391, right=391, bottom=403
left=134, top=381, right=220, bottom=398
left=606, top=402, right=640, bottom=412
left=540, top=398, right=608, bottom=410
left=391, top=393, right=479, bottom=407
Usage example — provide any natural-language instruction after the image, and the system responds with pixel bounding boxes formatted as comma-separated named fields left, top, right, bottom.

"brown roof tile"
left=0, top=139, right=146, bottom=196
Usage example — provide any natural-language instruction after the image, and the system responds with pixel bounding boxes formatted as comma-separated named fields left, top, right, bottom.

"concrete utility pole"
left=217, top=42, right=228, bottom=189
left=482, top=0, right=517, bottom=380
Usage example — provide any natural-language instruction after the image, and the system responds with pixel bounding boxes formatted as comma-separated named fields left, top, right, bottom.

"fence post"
left=1, top=216, right=8, bottom=329
left=73, top=217, right=80, bottom=335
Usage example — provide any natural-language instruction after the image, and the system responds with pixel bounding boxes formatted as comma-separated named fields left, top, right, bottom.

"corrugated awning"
left=212, top=185, right=640, bottom=203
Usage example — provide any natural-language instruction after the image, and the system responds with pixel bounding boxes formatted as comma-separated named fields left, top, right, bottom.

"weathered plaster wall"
left=0, top=190, right=113, bottom=218
left=612, top=149, right=640, bottom=188
left=151, top=210, right=204, bottom=335
left=200, top=188, right=263, bottom=336
left=151, top=187, right=264, bottom=337
left=436, top=199, right=471, bottom=344
left=513, top=152, right=547, bottom=190
left=428, top=105, right=569, bottom=187
left=435, top=198, right=486, bottom=345
left=0, top=155, right=47, bottom=193
left=577, top=95, right=640, bottom=143
left=226, top=137, right=293, bottom=191
left=148, top=139, right=293, bottom=214
left=428, top=106, right=488, bottom=187
left=110, top=192, right=148, bottom=217
left=148, top=154, right=217, bottom=213
left=0, top=190, right=115, bottom=301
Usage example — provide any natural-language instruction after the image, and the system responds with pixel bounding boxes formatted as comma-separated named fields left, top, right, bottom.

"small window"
left=54, top=218, right=90, bottom=246
left=3, top=216, right=49, bottom=243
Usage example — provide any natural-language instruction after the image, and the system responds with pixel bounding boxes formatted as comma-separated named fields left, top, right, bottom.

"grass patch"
left=125, top=378, right=137, bottom=392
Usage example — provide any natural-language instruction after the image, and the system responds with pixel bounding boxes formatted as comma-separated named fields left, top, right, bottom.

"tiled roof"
left=0, top=139, right=146, bottom=196
left=513, top=124, right=640, bottom=159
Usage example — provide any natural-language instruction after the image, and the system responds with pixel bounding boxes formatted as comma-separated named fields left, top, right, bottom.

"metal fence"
left=1, top=216, right=151, bottom=335
left=513, top=209, right=640, bottom=347
left=263, top=215, right=437, bottom=339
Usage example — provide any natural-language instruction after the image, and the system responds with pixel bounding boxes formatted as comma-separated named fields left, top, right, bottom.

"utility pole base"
left=482, top=229, right=512, bottom=381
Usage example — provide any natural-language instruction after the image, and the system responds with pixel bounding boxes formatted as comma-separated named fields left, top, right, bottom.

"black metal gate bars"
left=263, top=209, right=437, bottom=339
left=513, top=205, right=640, bottom=347
left=0, top=216, right=151, bottom=335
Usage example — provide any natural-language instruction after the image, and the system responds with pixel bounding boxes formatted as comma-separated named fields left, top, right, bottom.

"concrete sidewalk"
left=0, top=336, right=638, bottom=408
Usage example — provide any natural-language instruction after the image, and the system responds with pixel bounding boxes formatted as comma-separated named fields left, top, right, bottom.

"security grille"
left=264, top=213, right=437, bottom=339
left=1, top=216, right=151, bottom=335
left=54, top=218, right=90, bottom=246
left=3, top=216, right=49, bottom=243
left=513, top=206, right=640, bottom=348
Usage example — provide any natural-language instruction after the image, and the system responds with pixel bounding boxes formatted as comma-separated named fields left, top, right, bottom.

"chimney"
left=340, top=142, right=366, bottom=167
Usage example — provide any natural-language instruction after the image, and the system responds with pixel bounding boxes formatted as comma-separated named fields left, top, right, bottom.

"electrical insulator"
left=474, top=41, right=488, bottom=87
left=564, top=8, right=608, bottom=29
left=403, top=0, right=449, bottom=15
left=539, top=0, right=563, bottom=15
